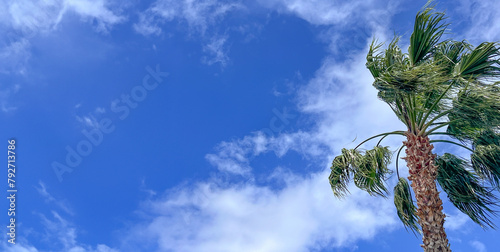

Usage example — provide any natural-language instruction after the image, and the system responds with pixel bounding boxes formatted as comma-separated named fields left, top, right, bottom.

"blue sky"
left=1, top=0, right=499, bottom=251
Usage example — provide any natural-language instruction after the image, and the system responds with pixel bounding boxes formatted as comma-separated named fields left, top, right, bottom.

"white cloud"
left=258, top=0, right=366, bottom=26
left=39, top=211, right=79, bottom=249
left=1, top=210, right=118, bottom=252
left=265, top=1, right=401, bottom=144
left=0, top=243, right=39, bottom=252
left=205, top=130, right=328, bottom=175
left=0, top=83, right=21, bottom=112
left=35, top=181, right=74, bottom=216
left=124, top=169, right=397, bottom=252
left=202, top=35, right=230, bottom=66
left=456, top=0, right=500, bottom=42
left=296, top=54, right=404, bottom=154
left=63, top=0, right=125, bottom=33
left=134, top=0, right=242, bottom=67
left=205, top=132, right=269, bottom=175
left=2, top=181, right=120, bottom=252
left=75, top=105, right=110, bottom=129
left=0, top=240, right=118, bottom=252
left=0, top=38, right=30, bottom=75
left=444, top=210, right=470, bottom=231
left=6, top=0, right=64, bottom=34
left=35, top=181, right=56, bottom=201
left=1, top=104, right=17, bottom=113
left=76, top=115, right=100, bottom=129
left=135, top=0, right=395, bottom=67
left=206, top=152, right=251, bottom=175
left=470, top=240, right=487, bottom=252
left=257, top=0, right=397, bottom=56
left=4, top=0, right=124, bottom=34
left=0, top=0, right=124, bottom=74
left=134, top=0, right=242, bottom=36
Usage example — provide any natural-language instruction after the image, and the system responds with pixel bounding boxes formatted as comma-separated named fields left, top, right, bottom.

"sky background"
left=1, top=0, right=500, bottom=251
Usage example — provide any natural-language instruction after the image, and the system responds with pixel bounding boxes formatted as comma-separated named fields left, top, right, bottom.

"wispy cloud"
left=134, top=0, right=241, bottom=36
left=62, top=0, right=125, bottom=33
left=456, top=0, right=500, bottom=42
left=134, top=0, right=242, bottom=66
left=444, top=210, right=470, bottom=231
left=1, top=210, right=118, bottom=252
left=35, top=181, right=74, bottom=216
left=0, top=241, right=39, bottom=252
left=74, top=106, right=107, bottom=129
left=5, top=182, right=118, bottom=252
left=37, top=210, right=118, bottom=252
left=205, top=130, right=327, bottom=175
left=202, top=35, right=230, bottom=66
left=0, top=0, right=125, bottom=74
left=5, top=0, right=124, bottom=34
left=76, top=115, right=101, bottom=129
left=259, top=0, right=367, bottom=26
left=259, top=0, right=396, bottom=52
left=205, top=132, right=267, bottom=175
left=123, top=170, right=396, bottom=252
left=296, top=55, right=403, bottom=154
left=0, top=38, right=30, bottom=75
left=0, top=84, right=20, bottom=113
left=470, top=240, right=487, bottom=252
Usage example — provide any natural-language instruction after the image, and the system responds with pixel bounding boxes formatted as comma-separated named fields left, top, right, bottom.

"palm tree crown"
left=329, top=2, right=500, bottom=250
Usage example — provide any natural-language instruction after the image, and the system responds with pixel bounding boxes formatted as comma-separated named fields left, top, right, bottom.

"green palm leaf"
left=434, top=40, right=469, bottom=74
left=353, top=146, right=392, bottom=197
left=474, top=129, right=500, bottom=146
left=394, top=177, right=420, bottom=234
left=436, top=153, right=499, bottom=228
left=454, top=42, right=500, bottom=79
left=447, top=83, right=500, bottom=140
left=408, top=2, right=448, bottom=66
left=366, top=39, right=385, bottom=78
left=471, top=144, right=500, bottom=188
left=329, top=148, right=361, bottom=198
left=329, top=147, right=392, bottom=198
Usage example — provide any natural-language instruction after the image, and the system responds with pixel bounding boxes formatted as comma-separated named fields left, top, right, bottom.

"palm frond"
left=329, top=148, right=361, bottom=198
left=353, top=146, right=392, bottom=197
left=474, top=129, right=500, bottom=146
left=329, top=147, right=393, bottom=198
left=408, top=2, right=448, bottom=65
left=436, top=153, right=499, bottom=228
left=447, top=83, right=500, bottom=140
left=454, top=42, right=500, bottom=79
left=394, top=177, right=421, bottom=234
left=366, top=39, right=385, bottom=78
left=471, top=144, right=500, bottom=188
left=434, top=40, right=469, bottom=74
left=384, top=36, right=405, bottom=69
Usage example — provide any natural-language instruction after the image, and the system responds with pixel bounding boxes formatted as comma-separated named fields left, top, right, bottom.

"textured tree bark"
left=403, top=132, right=451, bottom=252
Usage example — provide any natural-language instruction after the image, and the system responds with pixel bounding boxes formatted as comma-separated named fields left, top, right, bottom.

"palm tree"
left=328, top=2, right=500, bottom=251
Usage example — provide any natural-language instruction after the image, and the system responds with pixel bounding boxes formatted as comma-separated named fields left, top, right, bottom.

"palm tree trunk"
left=403, top=132, right=451, bottom=252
